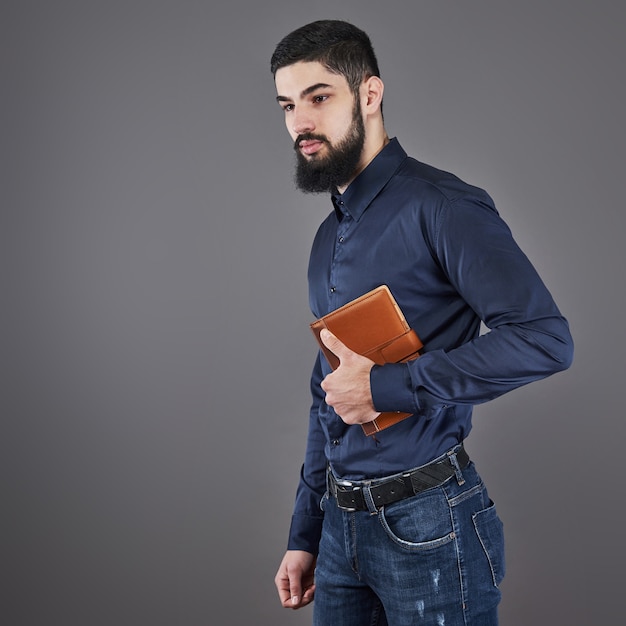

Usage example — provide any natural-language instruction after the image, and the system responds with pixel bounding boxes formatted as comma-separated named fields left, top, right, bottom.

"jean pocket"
left=472, top=501, right=505, bottom=586
left=379, top=489, right=456, bottom=551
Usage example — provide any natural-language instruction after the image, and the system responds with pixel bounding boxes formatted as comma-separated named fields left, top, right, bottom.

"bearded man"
left=271, top=20, right=573, bottom=626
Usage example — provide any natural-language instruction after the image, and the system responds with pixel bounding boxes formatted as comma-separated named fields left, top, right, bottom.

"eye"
left=281, top=103, right=295, bottom=112
left=313, top=95, right=328, bottom=104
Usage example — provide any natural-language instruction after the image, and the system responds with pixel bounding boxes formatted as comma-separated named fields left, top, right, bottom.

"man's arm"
left=285, top=353, right=327, bottom=553
left=275, top=355, right=326, bottom=609
left=320, top=198, right=573, bottom=421
left=374, top=197, right=573, bottom=416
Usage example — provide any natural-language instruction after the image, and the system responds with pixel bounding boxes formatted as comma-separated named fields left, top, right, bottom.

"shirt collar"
left=331, top=137, right=407, bottom=221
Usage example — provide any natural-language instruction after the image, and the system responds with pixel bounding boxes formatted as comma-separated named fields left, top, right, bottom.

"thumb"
left=286, top=561, right=305, bottom=606
left=319, top=329, right=351, bottom=357
left=289, top=578, right=302, bottom=606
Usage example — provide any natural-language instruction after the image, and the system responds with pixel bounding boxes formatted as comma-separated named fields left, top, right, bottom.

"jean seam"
left=472, top=505, right=505, bottom=588
left=370, top=599, right=384, bottom=626
left=447, top=481, right=484, bottom=508
left=349, top=512, right=360, bottom=577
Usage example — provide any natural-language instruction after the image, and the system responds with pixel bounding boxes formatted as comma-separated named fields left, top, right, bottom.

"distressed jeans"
left=313, top=449, right=505, bottom=626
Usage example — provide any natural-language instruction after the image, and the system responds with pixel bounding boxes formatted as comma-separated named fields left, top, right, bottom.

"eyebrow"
left=276, top=82, right=335, bottom=103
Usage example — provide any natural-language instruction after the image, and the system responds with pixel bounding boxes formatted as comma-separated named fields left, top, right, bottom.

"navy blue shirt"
left=288, top=138, right=573, bottom=553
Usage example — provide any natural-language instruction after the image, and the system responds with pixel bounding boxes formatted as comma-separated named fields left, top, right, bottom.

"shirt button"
left=338, top=236, right=344, bottom=243
left=332, top=439, right=341, bottom=446
left=330, top=286, right=336, bottom=293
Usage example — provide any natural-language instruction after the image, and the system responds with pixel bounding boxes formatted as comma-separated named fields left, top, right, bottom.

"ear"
left=361, top=75, right=384, bottom=114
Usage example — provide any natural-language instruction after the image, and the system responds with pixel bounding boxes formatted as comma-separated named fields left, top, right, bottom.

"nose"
left=292, top=109, right=315, bottom=136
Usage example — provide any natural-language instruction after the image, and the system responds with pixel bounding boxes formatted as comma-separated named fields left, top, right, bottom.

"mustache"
left=294, top=133, right=328, bottom=151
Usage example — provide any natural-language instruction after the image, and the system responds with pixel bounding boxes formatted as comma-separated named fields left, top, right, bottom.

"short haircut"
left=270, top=20, right=381, bottom=95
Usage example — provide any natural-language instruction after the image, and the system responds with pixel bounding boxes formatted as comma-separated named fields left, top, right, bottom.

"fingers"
left=274, top=559, right=301, bottom=607
left=275, top=568, right=301, bottom=607
left=277, top=584, right=302, bottom=608
left=278, top=580, right=302, bottom=609
left=300, top=583, right=316, bottom=608
left=275, top=551, right=316, bottom=610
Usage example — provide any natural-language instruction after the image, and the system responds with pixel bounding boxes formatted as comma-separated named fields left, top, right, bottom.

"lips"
left=299, top=139, right=325, bottom=156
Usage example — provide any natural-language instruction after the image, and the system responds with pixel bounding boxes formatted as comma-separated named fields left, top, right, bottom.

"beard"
left=293, top=103, right=366, bottom=194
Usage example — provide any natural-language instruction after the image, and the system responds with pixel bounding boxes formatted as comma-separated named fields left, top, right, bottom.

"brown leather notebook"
left=310, top=285, right=422, bottom=436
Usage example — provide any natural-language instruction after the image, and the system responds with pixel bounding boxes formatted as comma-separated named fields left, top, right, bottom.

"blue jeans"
left=313, top=449, right=505, bottom=626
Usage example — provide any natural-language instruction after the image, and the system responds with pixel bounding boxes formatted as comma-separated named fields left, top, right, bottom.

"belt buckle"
left=335, top=480, right=361, bottom=512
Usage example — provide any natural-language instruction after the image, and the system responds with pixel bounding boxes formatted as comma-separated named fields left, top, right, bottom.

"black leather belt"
left=328, top=445, right=470, bottom=512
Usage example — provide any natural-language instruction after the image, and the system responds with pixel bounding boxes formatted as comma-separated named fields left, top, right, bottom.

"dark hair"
left=270, top=20, right=380, bottom=95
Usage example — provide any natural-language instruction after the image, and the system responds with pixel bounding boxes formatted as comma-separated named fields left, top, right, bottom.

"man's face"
left=275, top=61, right=365, bottom=193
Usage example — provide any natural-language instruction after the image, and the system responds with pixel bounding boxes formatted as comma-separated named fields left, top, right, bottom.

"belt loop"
left=361, top=486, right=379, bottom=515
left=326, top=464, right=334, bottom=499
left=448, top=448, right=466, bottom=486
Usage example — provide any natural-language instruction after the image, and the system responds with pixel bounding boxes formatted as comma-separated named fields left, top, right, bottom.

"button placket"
left=328, top=212, right=352, bottom=308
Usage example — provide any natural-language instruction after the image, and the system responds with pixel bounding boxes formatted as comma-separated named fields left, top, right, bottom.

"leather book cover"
left=310, top=285, right=423, bottom=435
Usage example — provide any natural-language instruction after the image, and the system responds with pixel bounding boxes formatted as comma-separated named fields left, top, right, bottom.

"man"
left=271, top=20, right=573, bottom=625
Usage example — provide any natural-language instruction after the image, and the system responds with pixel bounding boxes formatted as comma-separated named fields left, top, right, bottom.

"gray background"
left=2, top=1, right=623, bottom=624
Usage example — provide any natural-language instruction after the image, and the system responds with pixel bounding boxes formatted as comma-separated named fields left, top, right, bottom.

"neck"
left=336, top=130, right=389, bottom=194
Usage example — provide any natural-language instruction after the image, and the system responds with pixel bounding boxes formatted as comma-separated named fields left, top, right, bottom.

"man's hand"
left=320, top=329, right=380, bottom=425
left=275, top=550, right=316, bottom=609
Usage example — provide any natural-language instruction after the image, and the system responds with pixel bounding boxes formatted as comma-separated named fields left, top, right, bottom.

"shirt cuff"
left=287, top=513, right=324, bottom=554
left=370, top=362, right=418, bottom=414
